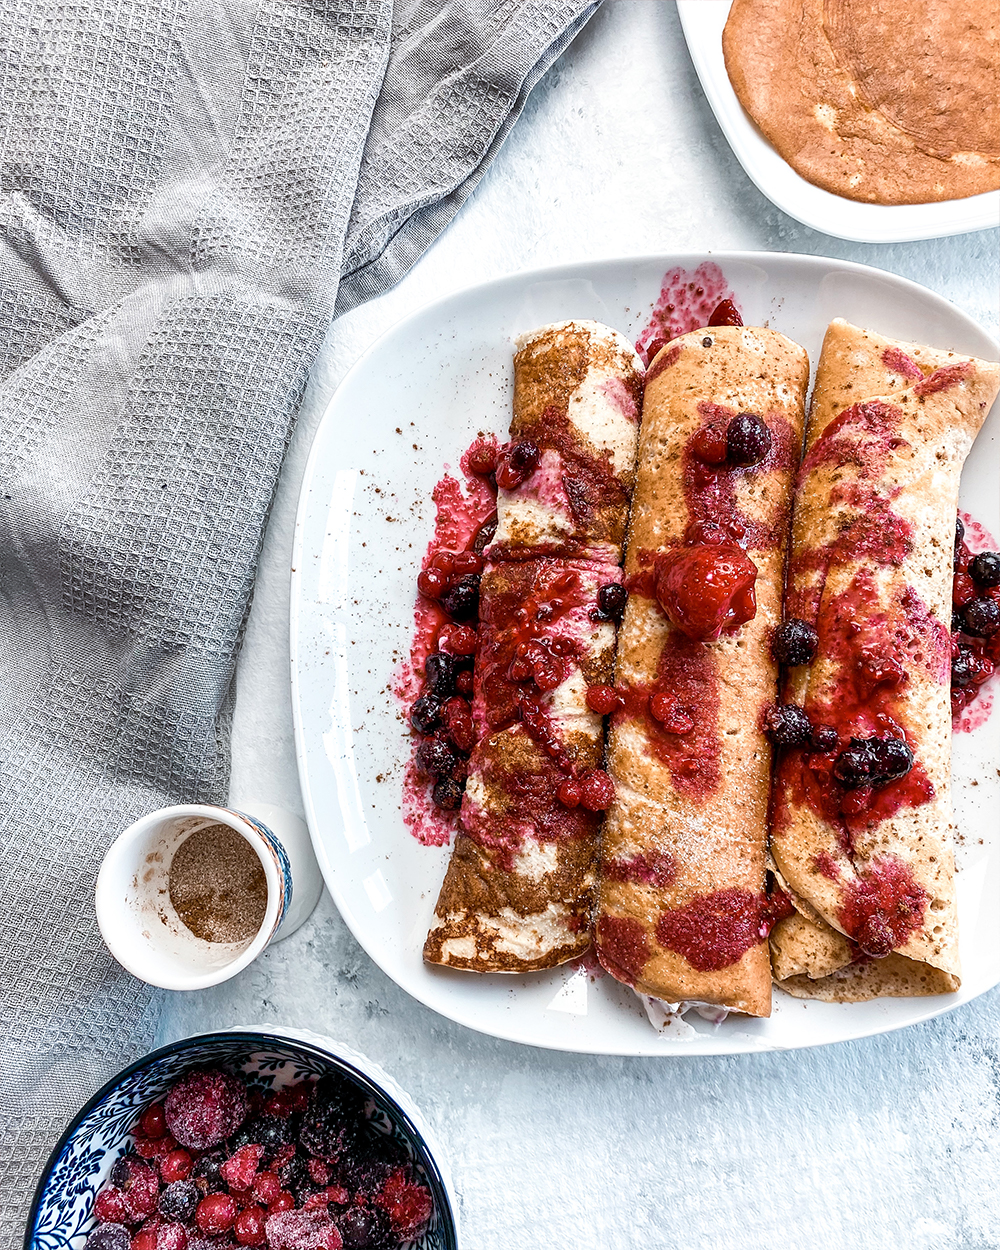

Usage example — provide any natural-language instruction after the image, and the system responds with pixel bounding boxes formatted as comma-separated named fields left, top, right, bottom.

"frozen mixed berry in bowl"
left=26, top=1029, right=457, bottom=1250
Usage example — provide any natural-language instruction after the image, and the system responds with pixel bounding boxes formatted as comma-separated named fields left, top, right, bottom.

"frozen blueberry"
left=772, top=619, right=819, bottom=667
left=764, top=704, right=812, bottom=747
left=409, top=695, right=441, bottom=735
left=159, top=1179, right=199, bottom=1220
left=962, top=597, right=1000, bottom=638
left=85, top=1226, right=131, bottom=1250
left=441, top=573, right=480, bottom=621
left=414, top=736, right=458, bottom=780
left=969, top=551, right=1000, bottom=588
left=432, top=778, right=464, bottom=810
left=424, top=652, right=457, bottom=698
left=955, top=515, right=965, bottom=549
left=337, top=1205, right=394, bottom=1250
left=726, top=414, right=772, bottom=466
left=951, top=646, right=975, bottom=687
left=591, top=582, right=628, bottom=623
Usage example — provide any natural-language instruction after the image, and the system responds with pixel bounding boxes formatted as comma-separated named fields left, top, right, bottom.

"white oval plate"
left=290, top=253, right=1000, bottom=1055
left=676, top=0, right=1000, bottom=243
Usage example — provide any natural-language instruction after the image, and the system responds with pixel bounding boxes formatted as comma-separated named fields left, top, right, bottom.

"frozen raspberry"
left=196, top=1192, right=238, bottom=1234
left=265, top=1210, right=344, bottom=1250
left=139, top=1104, right=167, bottom=1139
left=86, top=1226, right=131, bottom=1250
left=234, top=1207, right=267, bottom=1247
left=373, top=1169, right=433, bottom=1241
left=300, top=1079, right=365, bottom=1162
left=336, top=1207, right=393, bottom=1250
left=159, top=1148, right=192, bottom=1184
left=95, top=1188, right=129, bottom=1222
left=159, top=1179, right=199, bottom=1221
left=221, top=1144, right=264, bottom=1192
left=165, top=1070, right=248, bottom=1151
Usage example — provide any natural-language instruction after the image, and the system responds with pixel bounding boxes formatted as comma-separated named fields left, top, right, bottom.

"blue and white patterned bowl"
left=26, top=1027, right=459, bottom=1250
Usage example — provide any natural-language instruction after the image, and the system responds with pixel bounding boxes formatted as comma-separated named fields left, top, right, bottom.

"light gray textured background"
left=158, top=4, right=1000, bottom=1248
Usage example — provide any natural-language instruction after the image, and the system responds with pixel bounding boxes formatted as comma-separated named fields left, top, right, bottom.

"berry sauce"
left=399, top=441, right=497, bottom=846
left=635, top=262, right=739, bottom=367
left=880, top=346, right=924, bottom=381
left=601, top=850, right=677, bottom=888
left=595, top=914, right=651, bottom=985
left=838, top=857, right=927, bottom=957
left=951, top=510, right=1000, bottom=732
left=654, top=886, right=792, bottom=972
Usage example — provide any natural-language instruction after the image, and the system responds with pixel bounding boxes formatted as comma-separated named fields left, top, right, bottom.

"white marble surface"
left=157, top=4, right=1000, bottom=1246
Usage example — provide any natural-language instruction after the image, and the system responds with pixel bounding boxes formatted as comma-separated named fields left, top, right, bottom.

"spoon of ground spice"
left=168, top=822, right=268, bottom=944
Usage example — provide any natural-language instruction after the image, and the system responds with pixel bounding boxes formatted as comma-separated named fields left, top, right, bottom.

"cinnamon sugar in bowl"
left=96, top=804, right=292, bottom=990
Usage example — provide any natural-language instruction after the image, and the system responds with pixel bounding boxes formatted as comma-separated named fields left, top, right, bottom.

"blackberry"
left=424, top=652, right=456, bottom=698
left=962, top=597, right=1000, bottom=638
left=726, top=414, right=772, bottom=466
left=230, top=1112, right=293, bottom=1154
left=441, top=573, right=480, bottom=621
left=409, top=695, right=441, bottom=735
left=85, top=1227, right=130, bottom=1250
left=109, top=1156, right=133, bottom=1188
left=278, top=1151, right=309, bottom=1191
left=952, top=610, right=965, bottom=634
left=414, top=736, right=458, bottom=780
left=158, top=1179, right=199, bottom=1220
left=809, top=724, right=839, bottom=753
left=969, top=551, right=1000, bottom=588
left=772, top=619, right=819, bottom=667
left=432, top=778, right=464, bottom=810
left=591, top=582, right=628, bottom=623
left=337, top=1205, right=394, bottom=1250
left=951, top=646, right=975, bottom=687
left=336, top=1129, right=406, bottom=1197
left=833, top=736, right=913, bottom=789
left=299, top=1077, right=365, bottom=1162
left=764, top=704, right=812, bottom=747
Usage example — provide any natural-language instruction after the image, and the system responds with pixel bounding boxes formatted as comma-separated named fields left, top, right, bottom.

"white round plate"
left=676, top=0, right=1000, bottom=244
left=290, top=252, right=1000, bottom=1055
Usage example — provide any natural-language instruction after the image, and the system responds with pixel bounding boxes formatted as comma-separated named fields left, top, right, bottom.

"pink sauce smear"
left=397, top=446, right=497, bottom=846
left=635, top=263, right=739, bottom=367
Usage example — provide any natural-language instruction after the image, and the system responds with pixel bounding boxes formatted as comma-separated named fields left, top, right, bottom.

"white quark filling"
left=566, top=372, right=638, bottom=473
left=512, top=839, right=559, bottom=882
left=490, top=903, right=573, bottom=958
left=493, top=490, right=572, bottom=545
left=638, top=992, right=731, bottom=1037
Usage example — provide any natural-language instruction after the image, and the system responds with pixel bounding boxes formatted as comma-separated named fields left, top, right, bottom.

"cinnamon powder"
left=168, top=823, right=268, bottom=944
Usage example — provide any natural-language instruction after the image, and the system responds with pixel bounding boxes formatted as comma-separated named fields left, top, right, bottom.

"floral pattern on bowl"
left=27, top=1028, right=458, bottom=1250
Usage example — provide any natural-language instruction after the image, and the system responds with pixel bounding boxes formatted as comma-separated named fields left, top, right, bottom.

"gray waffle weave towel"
left=0, top=0, right=597, bottom=1237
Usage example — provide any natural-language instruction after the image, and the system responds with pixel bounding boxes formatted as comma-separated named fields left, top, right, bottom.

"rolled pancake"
left=595, top=325, right=809, bottom=1017
left=491, top=321, right=643, bottom=563
left=424, top=322, right=643, bottom=972
left=771, top=320, right=1000, bottom=987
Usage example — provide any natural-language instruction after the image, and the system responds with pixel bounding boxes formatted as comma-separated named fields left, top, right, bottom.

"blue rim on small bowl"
left=26, top=1028, right=459, bottom=1250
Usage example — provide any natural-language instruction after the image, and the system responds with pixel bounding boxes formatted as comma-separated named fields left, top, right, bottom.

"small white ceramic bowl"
left=96, top=804, right=294, bottom=991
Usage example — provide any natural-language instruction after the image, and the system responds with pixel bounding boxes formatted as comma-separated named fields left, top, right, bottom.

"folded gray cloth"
left=0, top=0, right=597, bottom=1237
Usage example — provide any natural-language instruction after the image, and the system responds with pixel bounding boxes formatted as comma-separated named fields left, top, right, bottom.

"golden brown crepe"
left=595, top=324, right=809, bottom=1017
left=770, top=319, right=1000, bottom=999
left=723, top=0, right=1000, bottom=204
left=424, top=322, right=644, bottom=972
